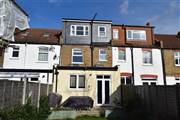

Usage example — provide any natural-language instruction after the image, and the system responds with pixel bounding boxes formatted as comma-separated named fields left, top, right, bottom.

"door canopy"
left=0, top=0, right=29, bottom=41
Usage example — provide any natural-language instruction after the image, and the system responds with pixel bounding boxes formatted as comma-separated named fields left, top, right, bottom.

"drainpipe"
left=55, top=67, right=59, bottom=93
left=130, top=47, right=135, bottom=85
left=160, top=41, right=167, bottom=85
left=90, top=13, right=97, bottom=67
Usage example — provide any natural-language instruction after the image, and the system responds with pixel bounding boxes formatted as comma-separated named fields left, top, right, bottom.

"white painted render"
left=166, top=76, right=180, bottom=85
left=2, top=43, right=60, bottom=84
left=112, top=47, right=164, bottom=85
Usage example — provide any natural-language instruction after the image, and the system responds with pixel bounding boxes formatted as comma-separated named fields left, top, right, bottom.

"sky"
left=16, top=0, right=180, bottom=34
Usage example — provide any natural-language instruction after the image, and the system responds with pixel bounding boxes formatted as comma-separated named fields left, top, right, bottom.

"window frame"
left=12, top=47, right=20, bottom=58
left=174, top=52, right=180, bottom=66
left=71, top=48, right=84, bottom=64
left=113, top=29, right=119, bottom=40
left=99, top=49, right=107, bottom=61
left=175, top=77, right=180, bottom=81
left=118, top=49, right=126, bottom=61
left=69, top=74, right=86, bottom=89
left=98, top=26, right=106, bottom=37
left=142, top=50, right=153, bottom=65
left=70, top=25, right=89, bottom=36
left=126, top=30, right=146, bottom=40
left=121, top=76, right=132, bottom=85
left=38, top=47, right=49, bottom=62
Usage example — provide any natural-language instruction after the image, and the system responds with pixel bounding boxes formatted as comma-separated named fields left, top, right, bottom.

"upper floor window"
left=98, top=26, right=106, bottom=37
left=127, top=30, right=146, bottom=40
left=38, top=47, right=49, bottom=61
left=118, top=49, right=126, bottom=61
left=142, top=50, right=152, bottom=64
left=72, top=48, right=83, bottom=64
left=174, top=52, right=180, bottom=66
left=70, top=75, right=85, bottom=89
left=70, top=25, right=89, bottom=36
left=113, top=29, right=119, bottom=39
left=99, top=49, right=107, bottom=61
left=12, top=47, right=20, bottom=58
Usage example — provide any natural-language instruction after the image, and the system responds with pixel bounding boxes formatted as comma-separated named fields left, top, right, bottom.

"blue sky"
left=17, top=0, right=180, bottom=34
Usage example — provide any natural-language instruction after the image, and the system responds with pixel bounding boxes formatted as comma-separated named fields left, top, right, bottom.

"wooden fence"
left=120, top=85, right=180, bottom=120
left=0, top=80, right=52, bottom=109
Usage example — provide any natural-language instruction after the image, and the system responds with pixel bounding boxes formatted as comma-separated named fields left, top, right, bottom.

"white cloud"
left=119, top=0, right=129, bottom=15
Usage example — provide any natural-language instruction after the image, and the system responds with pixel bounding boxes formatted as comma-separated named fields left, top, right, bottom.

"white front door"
left=96, top=75, right=110, bottom=106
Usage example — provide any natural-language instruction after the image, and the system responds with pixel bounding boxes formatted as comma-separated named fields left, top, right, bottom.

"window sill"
left=9, top=57, right=20, bottom=60
left=142, top=63, right=153, bottom=66
left=118, top=60, right=126, bottom=63
left=36, top=61, right=49, bottom=63
left=71, top=62, right=84, bottom=65
left=99, top=60, right=108, bottom=62
left=175, top=64, right=180, bottom=67
left=69, top=88, right=86, bottom=92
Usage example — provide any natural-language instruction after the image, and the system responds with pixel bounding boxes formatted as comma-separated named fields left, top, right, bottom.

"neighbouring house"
left=155, top=34, right=180, bottom=85
left=1, top=28, right=61, bottom=84
left=54, top=18, right=120, bottom=107
left=53, top=66, right=120, bottom=106
left=111, top=24, right=164, bottom=85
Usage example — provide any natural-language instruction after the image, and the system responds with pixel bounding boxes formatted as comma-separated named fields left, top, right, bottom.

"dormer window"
left=70, top=25, right=89, bottom=36
left=98, top=26, right=106, bottom=37
left=127, top=30, right=146, bottom=40
left=43, top=32, right=51, bottom=37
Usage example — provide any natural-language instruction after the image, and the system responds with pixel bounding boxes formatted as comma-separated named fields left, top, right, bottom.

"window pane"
left=127, top=31, right=132, bottom=38
left=12, top=48, right=19, bottom=57
left=77, top=26, right=83, bottom=30
left=118, top=50, right=126, bottom=60
left=113, top=29, right=119, bottom=39
left=97, top=75, right=103, bottom=79
left=38, top=53, right=48, bottom=61
left=143, top=51, right=152, bottom=64
left=70, top=75, right=76, bottom=88
left=31, top=78, right=38, bottom=81
left=104, top=75, right=110, bottom=79
left=79, top=75, right=85, bottom=88
left=100, top=27, right=105, bottom=31
left=121, top=77, right=125, bottom=85
left=99, top=49, right=107, bottom=61
left=73, top=56, right=83, bottom=63
left=76, top=31, right=84, bottom=35
left=126, top=77, right=132, bottom=84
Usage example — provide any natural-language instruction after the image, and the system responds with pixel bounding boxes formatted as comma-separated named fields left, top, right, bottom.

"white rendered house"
left=112, top=47, right=164, bottom=85
left=1, top=28, right=61, bottom=84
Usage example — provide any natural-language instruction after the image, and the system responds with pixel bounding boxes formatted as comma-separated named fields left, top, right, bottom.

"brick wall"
left=60, top=45, right=112, bottom=67
left=164, top=50, right=180, bottom=76
left=111, top=25, right=154, bottom=46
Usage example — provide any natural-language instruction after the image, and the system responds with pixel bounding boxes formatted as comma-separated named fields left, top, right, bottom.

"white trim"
left=96, top=75, right=111, bottom=106
left=99, top=49, right=107, bottom=61
left=70, top=25, right=89, bottom=36
left=71, top=48, right=84, bottom=64
left=69, top=74, right=86, bottom=91
left=113, top=29, right=119, bottom=40
left=126, top=30, right=146, bottom=40
left=98, top=26, right=106, bottom=37
left=174, top=52, right=180, bottom=66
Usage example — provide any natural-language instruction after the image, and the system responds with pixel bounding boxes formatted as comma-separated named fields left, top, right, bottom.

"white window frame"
left=99, top=49, right=107, bottom=61
left=69, top=74, right=86, bottom=90
left=70, top=25, right=89, bottom=36
left=142, top=78, right=157, bottom=85
left=38, top=47, right=49, bottom=62
left=174, top=52, right=180, bottom=66
left=142, top=50, right=153, bottom=65
left=113, top=29, right=119, bottom=39
left=121, top=76, right=132, bottom=85
left=118, top=49, right=126, bottom=61
left=11, top=47, right=20, bottom=58
left=127, top=30, right=146, bottom=40
left=72, top=48, right=83, bottom=64
left=98, top=26, right=106, bottom=37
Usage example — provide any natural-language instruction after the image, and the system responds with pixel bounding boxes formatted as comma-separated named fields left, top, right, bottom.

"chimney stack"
left=146, top=22, right=150, bottom=26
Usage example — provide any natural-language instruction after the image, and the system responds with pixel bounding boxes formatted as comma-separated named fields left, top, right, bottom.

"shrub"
left=0, top=96, right=51, bottom=120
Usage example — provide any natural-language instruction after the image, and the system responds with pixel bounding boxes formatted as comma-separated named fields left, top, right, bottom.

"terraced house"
left=111, top=23, right=164, bottom=85
left=54, top=18, right=120, bottom=107
left=155, top=34, right=180, bottom=85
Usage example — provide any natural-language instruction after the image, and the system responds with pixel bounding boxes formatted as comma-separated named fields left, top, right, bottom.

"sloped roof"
left=155, top=34, right=180, bottom=49
left=13, top=28, right=61, bottom=45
